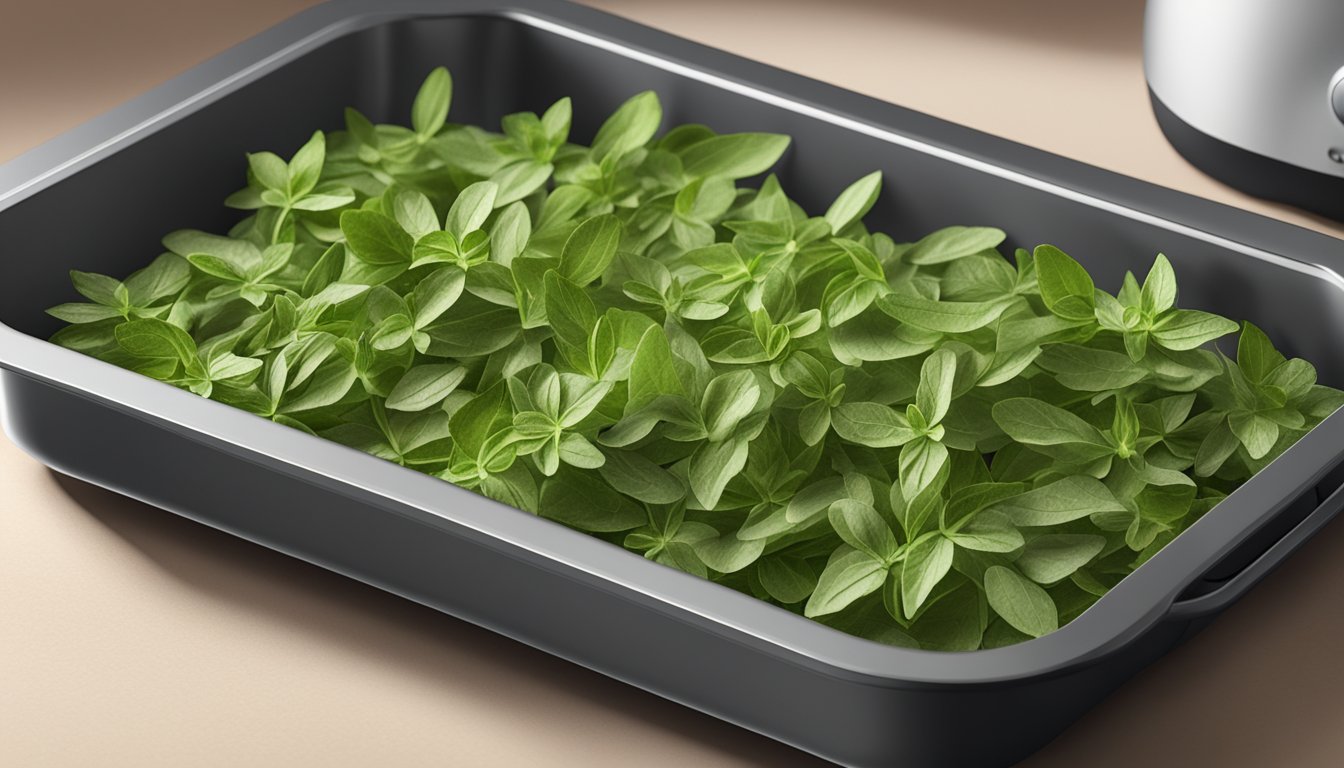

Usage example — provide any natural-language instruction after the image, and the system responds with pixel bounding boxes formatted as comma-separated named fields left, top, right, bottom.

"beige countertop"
left=2, top=1, right=1343, bottom=766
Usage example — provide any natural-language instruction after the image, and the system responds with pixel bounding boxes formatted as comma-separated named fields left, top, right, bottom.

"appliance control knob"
left=1333, top=75, right=1344, bottom=125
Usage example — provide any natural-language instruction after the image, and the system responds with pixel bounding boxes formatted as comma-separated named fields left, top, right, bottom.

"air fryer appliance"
left=1146, top=0, right=1344, bottom=220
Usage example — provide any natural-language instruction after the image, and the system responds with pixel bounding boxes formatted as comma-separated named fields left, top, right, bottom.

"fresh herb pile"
left=48, top=68, right=1344, bottom=650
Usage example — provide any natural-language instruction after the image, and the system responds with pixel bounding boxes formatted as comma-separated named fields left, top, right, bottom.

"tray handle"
left=1167, top=482, right=1344, bottom=621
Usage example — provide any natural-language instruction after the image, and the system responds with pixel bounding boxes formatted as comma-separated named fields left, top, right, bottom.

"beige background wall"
left=2, top=1, right=1342, bottom=766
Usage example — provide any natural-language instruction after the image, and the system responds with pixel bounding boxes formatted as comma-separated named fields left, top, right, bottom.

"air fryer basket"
left=3, top=3, right=1344, bottom=766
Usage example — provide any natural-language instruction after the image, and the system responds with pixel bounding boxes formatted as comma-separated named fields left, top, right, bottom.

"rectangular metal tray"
left=4, top=2, right=1344, bottom=765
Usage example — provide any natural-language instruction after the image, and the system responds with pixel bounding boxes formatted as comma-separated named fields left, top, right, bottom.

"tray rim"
left=2, top=0, right=1343, bottom=687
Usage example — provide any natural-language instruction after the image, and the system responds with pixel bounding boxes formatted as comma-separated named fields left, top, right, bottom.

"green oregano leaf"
left=984, top=565, right=1058, bottom=637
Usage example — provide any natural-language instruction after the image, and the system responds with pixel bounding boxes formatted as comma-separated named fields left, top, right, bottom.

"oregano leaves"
left=47, top=67, right=1343, bottom=652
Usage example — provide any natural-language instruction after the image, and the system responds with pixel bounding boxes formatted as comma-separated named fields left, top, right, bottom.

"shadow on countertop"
left=51, top=470, right=828, bottom=768
left=55, top=468, right=1344, bottom=767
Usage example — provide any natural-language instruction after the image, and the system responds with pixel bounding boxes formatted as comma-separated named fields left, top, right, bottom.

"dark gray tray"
left=3, top=2, right=1344, bottom=766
